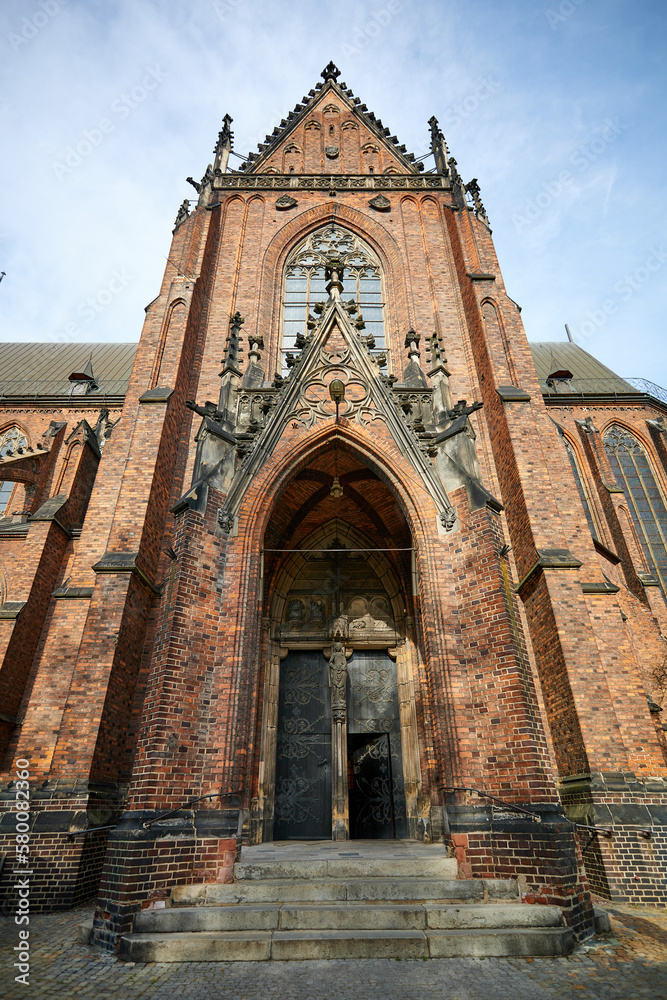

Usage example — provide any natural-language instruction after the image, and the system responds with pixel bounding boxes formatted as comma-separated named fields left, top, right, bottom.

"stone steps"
left=171, top=876, right=515, bottom=906
left=121, top=923, right=573, bottom=962
left=233, top=857, right=459, bottom=880
left=119, top=848, right=575, bottom=961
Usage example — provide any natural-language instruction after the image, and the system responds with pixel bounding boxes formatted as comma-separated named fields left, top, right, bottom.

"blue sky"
left=1, top=0, right=666, bottom=386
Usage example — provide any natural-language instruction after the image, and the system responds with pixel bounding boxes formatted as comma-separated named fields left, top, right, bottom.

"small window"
left=0, top=481, right=14, bottom=515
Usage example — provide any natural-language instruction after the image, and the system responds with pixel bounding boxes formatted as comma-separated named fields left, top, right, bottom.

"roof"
left=529, top=342, right=637, bottom=395
left=0, top=342, right=138, bottom=401
left=238, top=62, right=422, bottom=174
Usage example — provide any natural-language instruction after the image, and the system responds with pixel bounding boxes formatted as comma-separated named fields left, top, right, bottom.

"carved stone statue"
left=328, top=641, right=347, bottom=723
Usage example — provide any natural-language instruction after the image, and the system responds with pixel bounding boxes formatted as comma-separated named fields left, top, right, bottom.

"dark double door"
left=273, top=650, right=407, bottom=840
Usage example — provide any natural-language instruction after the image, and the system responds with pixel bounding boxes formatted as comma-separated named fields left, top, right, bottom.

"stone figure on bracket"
left=328, top=641, right=348, bottom=724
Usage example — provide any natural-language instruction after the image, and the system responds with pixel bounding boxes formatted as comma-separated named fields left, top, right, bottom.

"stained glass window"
left=281, top=224, right=385, bottom=370
left=604, top=425, right=667, bottom=592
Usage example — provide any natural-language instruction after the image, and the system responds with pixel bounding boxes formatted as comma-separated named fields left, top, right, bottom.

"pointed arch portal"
left=252, top=441, right=424, bottom=842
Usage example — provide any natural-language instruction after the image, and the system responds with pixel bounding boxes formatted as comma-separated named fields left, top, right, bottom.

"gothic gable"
left=218, top=298, right=456, bottom=532
left=240, top=64, right=421, bottom=176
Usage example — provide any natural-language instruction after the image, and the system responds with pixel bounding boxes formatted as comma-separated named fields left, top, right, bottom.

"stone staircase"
left=119, top=842, right=574, bottom=961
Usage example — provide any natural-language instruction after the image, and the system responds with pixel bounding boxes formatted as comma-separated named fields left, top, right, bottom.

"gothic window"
left=604, top=425, right=667, bottom=591
left=562, top=436, right=599, bottom=541
left=281, top=224, right=386, bottom=368
left=0, top=426, right=27, bottom=456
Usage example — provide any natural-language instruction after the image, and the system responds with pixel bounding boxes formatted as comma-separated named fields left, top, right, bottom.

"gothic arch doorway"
left=252, top=447, right=425, bottom=843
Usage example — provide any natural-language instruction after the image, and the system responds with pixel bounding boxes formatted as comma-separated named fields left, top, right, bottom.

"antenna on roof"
left=564, top=323, right=573, bottom=343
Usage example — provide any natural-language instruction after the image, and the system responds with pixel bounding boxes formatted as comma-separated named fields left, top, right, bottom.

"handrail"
left=142, top=791, right=243, bottom=830
left=444, top=786, right=541, bottom=822
left=66, top=823, right=118, bottom=841
left=64, top=792, right=244, bottom=840
left=444, top=785, right=613, bottom=838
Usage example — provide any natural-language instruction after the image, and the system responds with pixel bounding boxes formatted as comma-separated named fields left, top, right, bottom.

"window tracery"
left=281, top=224, right=386, bottom=367
left=0, top=426, right=27, bottom=456
left=604, top=425, right=667, bottom=591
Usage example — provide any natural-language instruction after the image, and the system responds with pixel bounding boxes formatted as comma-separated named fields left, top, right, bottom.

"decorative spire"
left=214, top=113, right=234, bottom=173
left=428, top=116, right=450, bottom=176
left=220, top=312, right=244, bottom=377
left=321, top=61, right=341, bottom=82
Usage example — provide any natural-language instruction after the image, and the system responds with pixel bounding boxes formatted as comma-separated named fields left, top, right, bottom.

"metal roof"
left=529, top=342, right=638, bottom=396
left=0, top=342, right=138, bottom=400
left=529, top=342, right=634, bottom=388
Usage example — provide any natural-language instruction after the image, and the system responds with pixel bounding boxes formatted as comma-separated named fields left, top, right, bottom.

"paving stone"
left=1, top=899, right=666, bottom=999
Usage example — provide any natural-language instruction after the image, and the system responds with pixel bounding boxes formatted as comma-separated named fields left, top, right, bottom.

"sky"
left=1, top=0, right=666, bottom=387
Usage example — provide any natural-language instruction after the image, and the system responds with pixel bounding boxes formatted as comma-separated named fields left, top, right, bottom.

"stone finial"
left=214, top=114, right=234, bottom=156
left=428, top=116, right=450, bottom=176
left=321, top=62, right=341, bottom=82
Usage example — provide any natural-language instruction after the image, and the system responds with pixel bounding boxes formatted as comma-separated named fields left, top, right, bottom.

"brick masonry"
left=1, top=69, right=666, bottom=947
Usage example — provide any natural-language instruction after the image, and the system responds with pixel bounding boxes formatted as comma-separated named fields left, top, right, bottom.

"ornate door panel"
left=274, top=651, right=332, bottom=839
left=347, top=651, right=407, bottom=839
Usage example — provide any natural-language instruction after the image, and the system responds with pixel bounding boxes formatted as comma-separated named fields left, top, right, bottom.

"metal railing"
left=65, top=791, right=244, bottom=840
left=624, top=378, right=667, bottom=405
left=539, top=376, right=667, bottom=407
left=444, top=785, right=613, bottom=838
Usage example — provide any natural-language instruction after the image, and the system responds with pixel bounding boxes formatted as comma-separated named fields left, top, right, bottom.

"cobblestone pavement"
left=1, top=898, right=666, bottom=999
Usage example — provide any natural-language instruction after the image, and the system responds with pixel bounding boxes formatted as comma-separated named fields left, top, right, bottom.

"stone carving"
left=173, top=199, right=190, bottom=229
left=288, top=599, right=304, bottom=626
left=369, top=194, right=390, bottom=211
left=325, top=146, right=339, bottom=159
left=465, top=178, right=490, bottom=227
left=0, top=426, right=28, bottom=457
left=275, top=194, right=297, bottom=210
left=217, top=509, right=235, bottom=533
left=439, top=508, right=457, bottom=531
left=321, top=62, right=341, bottom=82
left=216, top=175, right=448, bottom=191
left=328, top=641, right=347, bottom=724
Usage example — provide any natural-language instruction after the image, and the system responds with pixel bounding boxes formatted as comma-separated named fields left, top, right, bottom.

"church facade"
left=1, top=64, right=666, bottom=949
